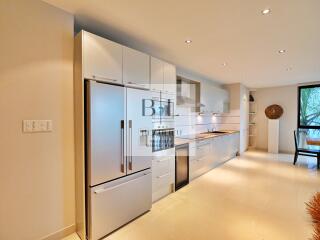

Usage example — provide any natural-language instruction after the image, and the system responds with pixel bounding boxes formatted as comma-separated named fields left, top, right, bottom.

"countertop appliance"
left=175, top=143, right=189, bottom=190
left=85, top=80, right=153, bottom=240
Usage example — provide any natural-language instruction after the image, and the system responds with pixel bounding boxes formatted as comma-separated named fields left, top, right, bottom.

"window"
left=298, top=84, right=320, bottom=129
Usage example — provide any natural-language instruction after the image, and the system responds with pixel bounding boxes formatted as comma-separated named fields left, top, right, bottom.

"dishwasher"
left=175, top=143, right=189, bottom=190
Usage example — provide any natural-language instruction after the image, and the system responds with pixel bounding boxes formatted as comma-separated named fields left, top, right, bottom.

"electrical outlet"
left=22, top=120, right=53, bottom=133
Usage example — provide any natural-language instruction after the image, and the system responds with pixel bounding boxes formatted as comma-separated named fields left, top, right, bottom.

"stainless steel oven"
left=152, top=128, right=175, bottom=152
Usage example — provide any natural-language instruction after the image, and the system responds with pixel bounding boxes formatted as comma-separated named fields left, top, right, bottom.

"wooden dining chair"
left=293, top=130, right=320, bottom=169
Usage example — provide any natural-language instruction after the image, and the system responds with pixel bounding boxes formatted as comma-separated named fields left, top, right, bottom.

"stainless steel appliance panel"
left=89, top=170, right=152, bottom=240
left=175, top=144, right=189, bottom=190
left=86, top=81, right=127, bottom=186
left=126, top=88, right=153, bottom=174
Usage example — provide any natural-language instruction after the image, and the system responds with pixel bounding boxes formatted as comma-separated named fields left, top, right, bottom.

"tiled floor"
left=64, top=151, right=320, bottom=240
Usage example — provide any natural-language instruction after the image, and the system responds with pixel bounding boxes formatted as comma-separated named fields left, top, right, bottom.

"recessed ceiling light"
left=222, top=62, right=227, bottom=67
left=261, top=8, right=271, bottom=15
left=278, top=49, right=286, bottom=54
left=185, top=39, right=192, bottom=44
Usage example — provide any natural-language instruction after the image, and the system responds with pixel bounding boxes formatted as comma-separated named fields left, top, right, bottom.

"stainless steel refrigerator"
left=85, top=80, right=153, bottom=240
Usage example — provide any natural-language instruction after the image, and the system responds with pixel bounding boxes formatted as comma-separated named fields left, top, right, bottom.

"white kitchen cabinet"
left=189, top=139, right=212, bottom=180
left=83, top=31, right=123, bottom=84
left=152, top=149, right=175, bottom=202
left=150, top=57, right=164, bottom=92
left=151, top=57, right=177, bottom=94
left=189, top=133, right=239, bottom=181
left=163, top=62, right=176, bottom=94
left=123, top=47, right=150, bottom=89
left=214, top=133, right=239, bottom=165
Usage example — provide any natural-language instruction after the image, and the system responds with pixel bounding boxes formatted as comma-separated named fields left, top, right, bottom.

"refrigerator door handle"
left=94, top=172, right=150, bottom=194
left=129, top=120, right=133, bottom=170
left=121, top=120, right=125, bottom=173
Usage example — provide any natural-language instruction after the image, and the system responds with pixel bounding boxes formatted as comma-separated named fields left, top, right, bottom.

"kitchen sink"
left=201, top=131, right=229, bottom=134
left=209, top=131, right=229, bottom=134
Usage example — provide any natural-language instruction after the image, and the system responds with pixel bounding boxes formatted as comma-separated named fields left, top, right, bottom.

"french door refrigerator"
left=85, top=80, right=153, bottom=240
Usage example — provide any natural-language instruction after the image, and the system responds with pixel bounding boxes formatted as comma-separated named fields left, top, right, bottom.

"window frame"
left=297, top=84, right=320, bottom=129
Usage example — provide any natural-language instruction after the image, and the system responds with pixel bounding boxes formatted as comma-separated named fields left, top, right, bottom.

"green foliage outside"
left=300, top=87, right=320, bottom=127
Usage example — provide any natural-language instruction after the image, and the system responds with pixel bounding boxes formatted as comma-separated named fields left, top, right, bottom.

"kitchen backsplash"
left=175, top=106, right=240, bottom=136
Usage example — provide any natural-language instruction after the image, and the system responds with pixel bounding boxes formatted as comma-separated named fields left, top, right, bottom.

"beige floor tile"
left=64, top=151, right=319, bottom=240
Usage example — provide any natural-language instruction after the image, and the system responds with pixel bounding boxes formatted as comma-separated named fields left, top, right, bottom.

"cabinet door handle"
left=129, top=120, right=133, bottom=170
left=120, top=120, right=125, bottom=173
left=157, top=173, right=170, bottom=179
left=157, top=158, right=169, bottom=163
left=94, top=172, right=150, bottom=194
left=92, top=74, right=118, bottom=82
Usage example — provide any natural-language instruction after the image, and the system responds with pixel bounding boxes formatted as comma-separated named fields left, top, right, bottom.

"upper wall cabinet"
left=123, top=47, right=150, bottom=89
left=83, top=31, right=123, bottom=84
left=163, top=63, right=176, bottom=94
left=150, top=57, right=176, bottom=94
left=150, top=57, right=164, bottom=92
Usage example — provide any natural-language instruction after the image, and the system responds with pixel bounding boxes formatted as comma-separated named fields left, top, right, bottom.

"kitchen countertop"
left=175, top=130, right=240, bottom=146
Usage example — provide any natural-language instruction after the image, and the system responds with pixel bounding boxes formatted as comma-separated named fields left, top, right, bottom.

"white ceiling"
left=43, top=0, right=320, bottom=88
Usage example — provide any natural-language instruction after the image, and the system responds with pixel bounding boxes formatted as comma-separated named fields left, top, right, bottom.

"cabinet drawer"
left=152, top=172, right=171, bottom=190
left=194, top=140, right=211, bottom=160
left=90, top=171, right=151, bottom=240
left=152, top=157, right=170, bottom=177
left=190, top=157, right=203, bottom=172
left=152, top=184, right=172, bottom=203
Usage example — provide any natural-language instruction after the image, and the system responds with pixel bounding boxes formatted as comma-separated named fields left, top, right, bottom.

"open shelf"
left=248, top=90, right=257, bottom=149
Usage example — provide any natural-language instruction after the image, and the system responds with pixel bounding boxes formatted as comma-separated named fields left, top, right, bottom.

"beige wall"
left=0, top=1, right=75, bottom=240
left=255, top=85, right=298, bottom=153
left=224, top=83, right=249, bottom=153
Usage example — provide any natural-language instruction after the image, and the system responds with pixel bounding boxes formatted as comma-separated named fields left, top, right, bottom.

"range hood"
left=176, top=95, right=205, bottom=107
left=176, top=76, right=205, bottom=112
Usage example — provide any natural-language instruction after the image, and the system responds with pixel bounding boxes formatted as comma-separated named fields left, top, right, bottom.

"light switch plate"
left=23, top=120, right=53, bottom=133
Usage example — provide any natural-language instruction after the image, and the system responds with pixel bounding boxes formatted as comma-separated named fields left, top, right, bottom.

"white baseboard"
left=40, top=224, right=76, bottom=240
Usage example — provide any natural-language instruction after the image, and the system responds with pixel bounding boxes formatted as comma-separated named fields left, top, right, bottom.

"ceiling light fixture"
left=185, top=39, right=192, bottom=44
left=261, top=8, right=271, bottom=15
left=278, top=49, right=286, bottom=54
left=222, top=62, right=227, bottom=67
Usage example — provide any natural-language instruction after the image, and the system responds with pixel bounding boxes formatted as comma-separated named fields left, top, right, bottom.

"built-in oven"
left=152, top=128, right=175, bottom=152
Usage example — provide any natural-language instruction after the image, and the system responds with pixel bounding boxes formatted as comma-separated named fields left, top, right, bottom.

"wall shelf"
left=248, top=90, right=257, bottom=149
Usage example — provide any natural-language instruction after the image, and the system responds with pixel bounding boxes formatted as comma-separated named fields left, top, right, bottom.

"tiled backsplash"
left=175, top=107, right=240, bottom=136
